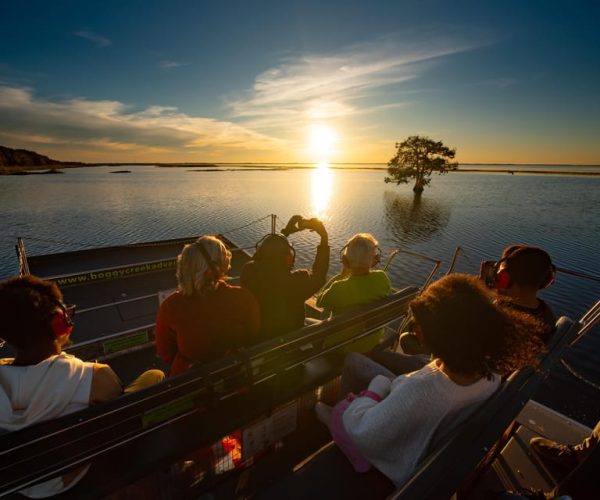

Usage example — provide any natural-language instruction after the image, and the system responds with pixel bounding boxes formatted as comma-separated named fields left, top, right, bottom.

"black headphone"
left=255, top=234, right=296, bottom=268
left=340, top=244, right=381, bottom=267
left=196, top=241, right=221, bottom=281
left=494, top=247, right=556, bottom=290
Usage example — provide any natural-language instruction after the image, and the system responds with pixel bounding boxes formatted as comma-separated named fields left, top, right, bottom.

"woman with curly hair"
left=316, top=274, right=544, bottom=486
left=156, top=235, right=260, bottom=376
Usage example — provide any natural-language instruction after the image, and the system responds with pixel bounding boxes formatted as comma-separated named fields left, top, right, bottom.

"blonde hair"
left=176, top=236, right=232, bottom=295
left=342, top=233, right=379, bottom=269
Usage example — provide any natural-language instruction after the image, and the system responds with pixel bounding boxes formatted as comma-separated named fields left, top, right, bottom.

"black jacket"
left=241, top=244, right=329, bottom=342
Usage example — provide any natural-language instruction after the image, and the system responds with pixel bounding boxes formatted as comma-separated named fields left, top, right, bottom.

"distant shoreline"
left=2, top=163, right=600, bottom=176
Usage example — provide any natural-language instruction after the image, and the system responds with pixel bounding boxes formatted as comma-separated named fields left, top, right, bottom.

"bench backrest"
left=0, top=287, right=418, bottom=498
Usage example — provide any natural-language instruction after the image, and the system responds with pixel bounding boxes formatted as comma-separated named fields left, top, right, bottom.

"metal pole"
left=271, top=214, right=276, bottom=234
left=445, top=246, right=461, bottom=274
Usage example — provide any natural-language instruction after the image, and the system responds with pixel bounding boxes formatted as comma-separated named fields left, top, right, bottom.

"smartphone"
left=479, top=260, right=498, bottom=288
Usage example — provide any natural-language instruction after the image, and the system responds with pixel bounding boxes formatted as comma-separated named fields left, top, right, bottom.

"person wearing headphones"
left=317, top=233, right=390, bottom=315
left=241, top=215, right=330, bottom=342
left=316, top=233, right=391, bottom=354
left=400, top=244, right=558, bottom=357
left=156, top=235, right=260, bottom=376
left=315, top=274, right=544, bottom=487
left=488, top=244, right=557, bottom=341
left=0, top=275, right=164, bottom=498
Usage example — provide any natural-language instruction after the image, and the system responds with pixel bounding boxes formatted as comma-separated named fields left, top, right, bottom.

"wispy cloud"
left=0, top=86, right=282, bottom=161
left=74, top=30, right=112, bottom=47
left=229, top=35, right=482, bottom=130
left=0, top=34, right=487, bottom=162
left=159, top=60, right=188, bottom=69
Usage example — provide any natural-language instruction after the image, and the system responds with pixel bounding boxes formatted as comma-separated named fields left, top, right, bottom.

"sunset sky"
left=1, top=1, right=598, bottom=165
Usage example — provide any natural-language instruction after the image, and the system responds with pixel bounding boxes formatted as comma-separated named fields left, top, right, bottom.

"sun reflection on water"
left=310, top=163, right=334, bottom=217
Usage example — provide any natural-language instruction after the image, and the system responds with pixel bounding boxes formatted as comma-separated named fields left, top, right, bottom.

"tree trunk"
left=413, top=177, right=424, bottom=193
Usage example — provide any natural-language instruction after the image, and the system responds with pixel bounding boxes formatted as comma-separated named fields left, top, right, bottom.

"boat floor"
left=466, top=399, right=593, bottom=498
left=208, top=399, right=594, bottom=500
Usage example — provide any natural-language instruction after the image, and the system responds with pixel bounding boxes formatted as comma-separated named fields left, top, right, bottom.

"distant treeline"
left=0, top=145, right=86, bottom=175
left=0, top=145, right=66, bottom=167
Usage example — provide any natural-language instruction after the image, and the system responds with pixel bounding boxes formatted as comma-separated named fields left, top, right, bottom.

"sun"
left=308, top=124, right=337, bottom=163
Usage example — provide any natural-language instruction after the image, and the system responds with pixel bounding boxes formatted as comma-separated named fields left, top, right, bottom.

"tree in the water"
left=384, top=135, right=458, bottom=194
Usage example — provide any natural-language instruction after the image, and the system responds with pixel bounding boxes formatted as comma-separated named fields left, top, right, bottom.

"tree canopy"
left=384, top=135, right=458, bottom=194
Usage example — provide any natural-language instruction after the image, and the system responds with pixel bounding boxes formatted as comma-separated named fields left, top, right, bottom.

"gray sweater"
left=342, top=360, right=500, bottom=486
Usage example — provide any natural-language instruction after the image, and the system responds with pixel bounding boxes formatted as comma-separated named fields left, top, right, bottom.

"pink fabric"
left=330, top=391, right=382, bottom=472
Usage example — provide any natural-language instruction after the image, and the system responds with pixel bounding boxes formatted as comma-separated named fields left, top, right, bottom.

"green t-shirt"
left=316, top=270, right=392, bottom=354
left=317, top=270, right=392, bottom=315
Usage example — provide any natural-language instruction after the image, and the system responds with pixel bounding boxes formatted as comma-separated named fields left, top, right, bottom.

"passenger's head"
left=0, top=275, right=73, bottom=352
left=341, top=233, right=381, bottom=270
left=254, top=234, right=295, bottom=269
left=177, top=236, right=232, bottom=295
left=409, top=274, right=543, bottom=377
left=498, top=245, right=555, bottom=291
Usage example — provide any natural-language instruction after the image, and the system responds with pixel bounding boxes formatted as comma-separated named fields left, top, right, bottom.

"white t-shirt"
left=0, top=353, right=95, bottom=497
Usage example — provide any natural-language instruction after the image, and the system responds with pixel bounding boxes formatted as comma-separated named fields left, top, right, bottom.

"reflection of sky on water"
left=310, top=164, right=334, bottom=218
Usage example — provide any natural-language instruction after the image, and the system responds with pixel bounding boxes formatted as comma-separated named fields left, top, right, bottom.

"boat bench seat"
left=252, top=316, right=581, bottom=500
left=0, top=288, right=419, bottom=499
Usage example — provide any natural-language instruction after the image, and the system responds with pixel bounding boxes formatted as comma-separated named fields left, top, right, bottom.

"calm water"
left=1, top=165, right=599, bottom=423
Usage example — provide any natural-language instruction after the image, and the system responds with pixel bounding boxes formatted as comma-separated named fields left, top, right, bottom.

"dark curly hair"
left=0, top=275, right=64, bottom=350
left=409, top=274, right=544, bottom=377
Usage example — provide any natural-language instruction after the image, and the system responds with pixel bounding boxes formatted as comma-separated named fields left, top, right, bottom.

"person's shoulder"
left=241, top=260, right=258, bottom=275
left=327, top=274, right=349, bottom=286
left=537, top=298, right=556, bottom=314
left=370, top=270, right=392, bottom=288
left=370, top=270, right=390, bottom=280
left=219, top=280, right=243, bottom=294
left=291, top=268, right=311, bottom=279
left=220, top=281, right=258, bottom=301
left=161, top=290, right=183, bottom=307
left=56, top=352, right=89, bottom=367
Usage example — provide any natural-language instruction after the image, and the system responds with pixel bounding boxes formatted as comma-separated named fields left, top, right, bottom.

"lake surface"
left=1, top=164, right=599, bottom=424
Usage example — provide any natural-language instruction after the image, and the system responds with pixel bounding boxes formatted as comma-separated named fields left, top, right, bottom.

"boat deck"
left=467, top=399, right=593, bottom=497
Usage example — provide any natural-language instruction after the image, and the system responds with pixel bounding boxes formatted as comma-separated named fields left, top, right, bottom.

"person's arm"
left=342, top=375, right=408, bottom=457
left=89, top=364, right=123, bottom=404
left=311, top=220, right=330, bottom=285
left=240, top=261, right=256, bottom=292
left=155, top=302, right=177, bottom=366
left=381, top=271, right=393, bottom=295
left=316, top=274, right=343, bottom=308
left=242, top=289, right=261, bottom=345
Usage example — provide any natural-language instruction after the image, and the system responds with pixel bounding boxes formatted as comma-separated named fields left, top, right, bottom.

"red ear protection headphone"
left=51, top=303, right=75, bottom=338
left=340, top=244, right=382, bottom=267
left=255, top=234, right=295, bottom=268
left=493, top=259, right=511, bottom=289
left=196, top=242, right=222, bottom=281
